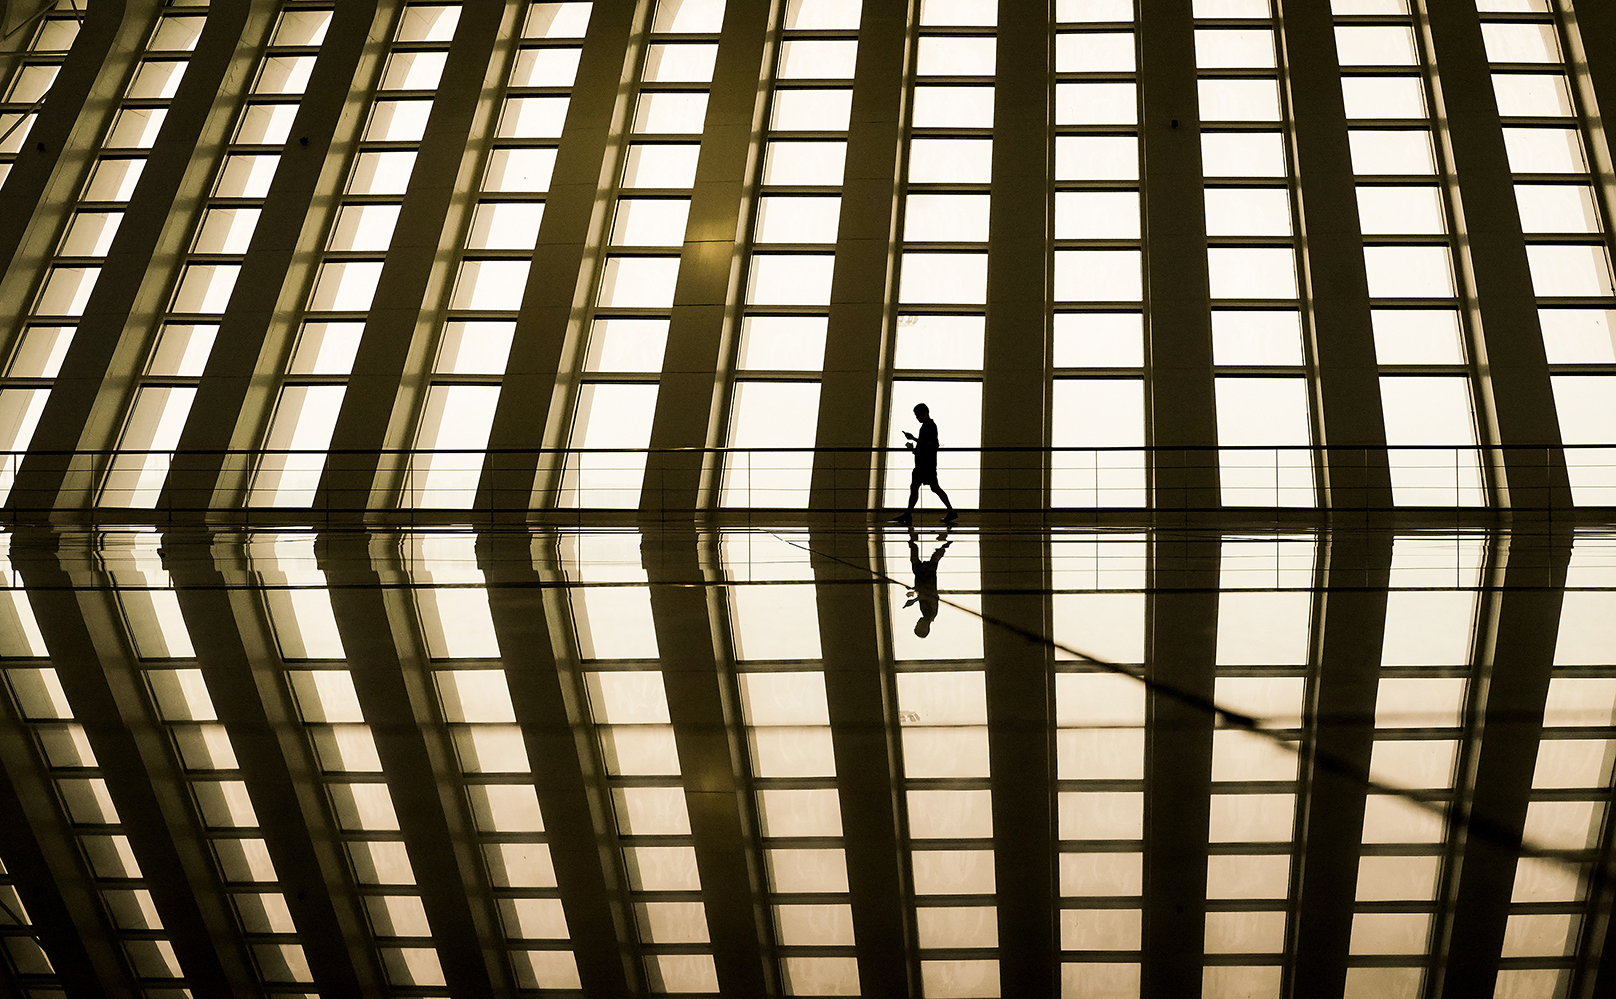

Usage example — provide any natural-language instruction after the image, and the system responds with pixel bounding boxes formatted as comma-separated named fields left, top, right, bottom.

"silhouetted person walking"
left=904, top=526, right=952, bottom=638
left=892, top=402, right=957, bottom=525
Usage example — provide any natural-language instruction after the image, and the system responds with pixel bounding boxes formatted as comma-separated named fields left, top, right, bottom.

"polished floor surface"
left=0, top=521, right=1612, bottom=998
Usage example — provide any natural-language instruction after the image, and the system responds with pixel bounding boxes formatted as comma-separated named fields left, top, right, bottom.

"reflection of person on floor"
left=905, top=527, right=952, bottom=638
left=893, top=403, right=958, bottom=525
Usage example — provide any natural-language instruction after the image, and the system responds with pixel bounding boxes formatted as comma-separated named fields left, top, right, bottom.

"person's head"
left=915, top=617, right=932, bottom=638
left=913, top=403, right=929, bottom=421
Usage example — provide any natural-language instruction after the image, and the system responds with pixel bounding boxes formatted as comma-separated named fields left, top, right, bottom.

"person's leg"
left=907, top=473, right=922, bottom=511
left=930, top=483, right=953, bottom=510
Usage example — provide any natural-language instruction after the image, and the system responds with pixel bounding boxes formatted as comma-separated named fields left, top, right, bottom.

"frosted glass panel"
left=722, top=382, right=821, bottom=508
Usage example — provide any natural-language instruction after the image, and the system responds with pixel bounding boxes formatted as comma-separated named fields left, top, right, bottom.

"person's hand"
left=902, top=431, right=916, bottom=441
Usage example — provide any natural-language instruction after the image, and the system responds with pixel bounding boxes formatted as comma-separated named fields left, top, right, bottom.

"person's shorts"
left=911, top=465, right=938, bottom=487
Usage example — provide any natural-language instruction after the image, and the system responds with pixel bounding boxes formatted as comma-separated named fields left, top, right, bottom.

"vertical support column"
left=809, top=0, right=909, bottom=516
left=1417, top=1, right=1572, bottom=510
left=0, top=700, right=133, bottom=997
left=1277, top=2, right=1393, bottom=513
left=313, top=3, right=514, bottom=512
left=12, top=532, right=255, bottom=996
left=982, top=531, right=1056, bottom=993
left=813, top=528, right=913, bottom=995
left=165, top=534, right=380, bottom=998
left=9, top=0, right=271, bottom=512
left=1139, top=0, right=1219, bottom=513
left=980, top=2, right=1051, bottom=518
left=1433, top=528, right=1573, bottom=999
left=161, top=0, right=389, bottom=512
left=477, top=531, right=640, bottom=997
left=316, top=534, right=512, bottom=998
left=1289, top=531, right=1394, bottom=996
left=0, top=0, right=134, bottom=301
left=1142, top=532, right=1219, bottom=998
left=642, top=531, right=772, bottom=995
left=640, top=1, right=773, bottom=517
left=478, top=2, right=640, bottom=514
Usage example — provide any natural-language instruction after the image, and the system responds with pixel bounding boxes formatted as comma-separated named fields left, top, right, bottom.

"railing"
left=0, top=444, right=1610, bottom=519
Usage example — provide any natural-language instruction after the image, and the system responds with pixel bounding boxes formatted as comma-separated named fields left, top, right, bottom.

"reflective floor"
left=0, top=521, right=1613, bottom=998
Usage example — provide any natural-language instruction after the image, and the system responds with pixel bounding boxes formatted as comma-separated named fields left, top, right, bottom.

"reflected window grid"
left=0, top=661, right=197, bottom=986
left=1335, top=2, right=1488, bottom=508
left=101, top=4, right=335, bottom=511
left=1199, top=0, right=1317, bottom=509
left=1052, top=1, right=1144, bottom=512
left=4, top=7, right=207, bottom=508
left=249, top=5, right=464, bottom=508
left=720, top=2, right=862, bottom=510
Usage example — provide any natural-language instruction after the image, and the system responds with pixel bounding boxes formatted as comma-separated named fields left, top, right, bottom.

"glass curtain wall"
left=100, top=4, right=333, bottom=509
left=561, top=0, right=724, bottom=509
left=1196, top=0, right=1315, bottom=508
left=1050, top=0, right=1145, bottom=509
left=721, top=0, right=862, bottom=509
left=0, top=0, right=84, bottom=187
left=1334, top=0, right=1487, bottom=507
left=3, top=4, right=207, bottom=506
left=248, top=4, right=463, bottom=508
left=882, top=0, right=995, bottom=513
left=404, top=3, right=594, bottom=509
left=1483, top=2, right=1616, bottom=506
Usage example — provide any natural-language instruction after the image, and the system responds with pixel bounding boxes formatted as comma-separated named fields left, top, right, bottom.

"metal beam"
left=1288, top=530, right=1393, bottom=996
left=808, top=0, right=910, bottom=516
left=982, top=530, right=1057, bottom=992
left=12, top=530, right=258, bottom=995
left=477, top=530, right=640, bottom=996
left=163, top=531, right=381, bottom=997
left=640, top=0, right=775, bottom=516
left=1141, top=532, right=1219, bottom=998
left=980, top=2, right=1051, bottom=518
left=1277, top=1, right=1394, bottom=513
left=160, top=0, right=390, bottom=512
left=314, top=533, right=513, bottom=998
left=1416, top=0, right=1572, bottom=510
left=1434, top=527, right=1573, bottom=999
left=479, top=0, right=641, bottom=515
left=642, top=529, right=773, bottom=994
left=813, top=527, right=914, bottom=996
left=1139, top=0, right=1220, bottom=512
left=314, top=2, right=514, bottom=512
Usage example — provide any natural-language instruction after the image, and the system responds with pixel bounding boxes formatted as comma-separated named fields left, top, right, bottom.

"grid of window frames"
left=1050, top=0, right=1145, bottom=509
left=2, top=4, right=207, bottom=507
left=0, top=537, right=200, bottom=993
left=1497, top=537, right=1616, bottom=997
left=881, top=531, right=996, bottom=996
left=248, top=4, right=462, bottom=507
left=566, top=531, right=721, bottom=991
left=1203, top=537, right=1314, bottom=995
left=0, top=850, right=63, bottom=993
left=1196, top=0, right=1315, bottom=508
left=250, top=533, right=454, bottom=994
left=100, top=4, right=331, bottom=509
left=562, top=0, right=723, bottom=509
left=1479, top=2, right=1616, bottom=507
left=882, top=0, right=994, bottom=513
left=1342, top=536, right=1484, bottom=996
left=721, top=0, right=861, bottom=509
left=722, top=532, right=859, bottom=992
left=1052, top=533, right=1146, bottom=995
left=1334, top=0, right=1487, bottom=507
left=0, top=0, right=83, bottom=188
left=404, top=534, right=583, bottom=990
left=404, top=3, right=593, bottom=510
left=105, top=532, right=322, bottom=993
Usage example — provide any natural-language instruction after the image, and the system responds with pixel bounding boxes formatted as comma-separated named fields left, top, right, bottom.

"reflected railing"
left=0, top=444, right=1607, bottom=516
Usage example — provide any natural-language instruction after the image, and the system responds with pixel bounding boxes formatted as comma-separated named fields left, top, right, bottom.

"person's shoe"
left=942, top=510, right=959, bottom=523
left=890, top=512, right=913, bottom=524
